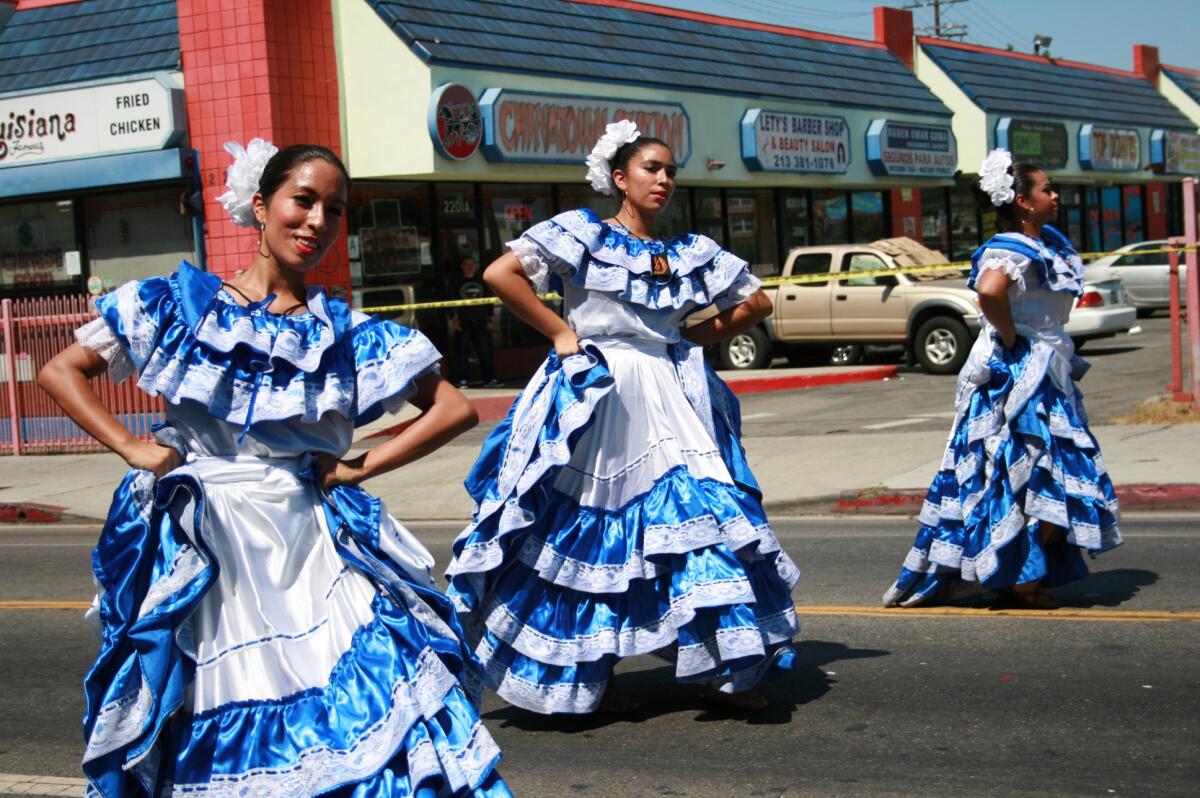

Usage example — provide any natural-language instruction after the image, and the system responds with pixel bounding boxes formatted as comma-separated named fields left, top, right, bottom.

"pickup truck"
left=715, top=244, right=983, bottom=375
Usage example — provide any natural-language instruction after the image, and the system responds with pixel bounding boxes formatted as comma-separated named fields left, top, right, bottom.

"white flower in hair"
left=979, top=148, right=1015, bottom=207
left=216, top=138, right=279, bottom=228
left=585, top=119, right=641, bottom=196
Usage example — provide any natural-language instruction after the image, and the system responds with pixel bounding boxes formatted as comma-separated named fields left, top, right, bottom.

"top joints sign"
left=478, top=89, right=691, bottom=166
left=0, top=74, right=185, bottom=168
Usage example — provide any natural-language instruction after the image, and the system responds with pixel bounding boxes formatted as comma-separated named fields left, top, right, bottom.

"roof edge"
left=565, top=0, right=887, bottom=51
left=1163, top=63, right=1200, bottom=78
left=917, top=36, right=1141, bottom=80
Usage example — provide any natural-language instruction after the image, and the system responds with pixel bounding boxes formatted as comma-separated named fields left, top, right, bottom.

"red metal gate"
left=0, top=295, right=164, bottom=455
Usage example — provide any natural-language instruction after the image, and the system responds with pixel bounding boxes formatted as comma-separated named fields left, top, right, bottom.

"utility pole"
left=903, top=0, right=969, bottom=40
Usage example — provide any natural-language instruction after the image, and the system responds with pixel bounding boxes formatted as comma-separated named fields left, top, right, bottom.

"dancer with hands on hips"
left=882, top=150, right=1122, bottom=610
left=39, top=140, right=512, bottom=797
left=447, top=121, right=801, bottom=715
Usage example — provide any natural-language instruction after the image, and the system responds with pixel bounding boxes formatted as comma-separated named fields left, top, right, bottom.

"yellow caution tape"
left=359, top=245, right=1200, bottom=314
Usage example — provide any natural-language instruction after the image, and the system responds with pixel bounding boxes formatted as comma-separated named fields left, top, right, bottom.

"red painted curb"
left=0, top=502, right=67, bottom=524
left=831, top=484, right=1200, bottom=514
left=726, top=365, right=898, bottom=396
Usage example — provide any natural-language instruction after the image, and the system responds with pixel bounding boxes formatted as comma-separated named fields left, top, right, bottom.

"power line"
left=903, top=0, right=969, bottom=40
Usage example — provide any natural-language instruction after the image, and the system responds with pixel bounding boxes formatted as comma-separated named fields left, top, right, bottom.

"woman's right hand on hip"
left=121, top=440, right=183, bottom=479
left=553, top=330, right=581, bottom=358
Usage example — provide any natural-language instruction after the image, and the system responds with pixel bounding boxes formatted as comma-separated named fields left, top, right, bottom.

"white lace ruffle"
left=976, top=249, right=1030, bottom=293
left=714, top=269, right=763, bottom=311
left=75, top=315, right=136, bottom=383
left=508, top=237, right=552, bottom=295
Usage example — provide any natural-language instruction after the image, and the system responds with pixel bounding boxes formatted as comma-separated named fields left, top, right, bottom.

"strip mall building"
left=1, top=0, right=1197, bottom=374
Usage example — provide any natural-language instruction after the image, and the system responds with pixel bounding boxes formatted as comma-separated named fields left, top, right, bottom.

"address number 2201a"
left=442, top=195, right=473, bottom=215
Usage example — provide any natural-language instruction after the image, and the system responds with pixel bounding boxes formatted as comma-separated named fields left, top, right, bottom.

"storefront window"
left=0, top=200, right=78, bottom=292
left=1085, top=188, right=1102, bottom=253
left=811, top=189, right=848, bottom=245
left=780, top=190, right=809, bottom=257
left=692, top=189, right=724, bottom=245
left=482, top=184, right=554, bottom=348
left=1099, top=186, right=1122, bottom=252
left=657, top=187, right=691, bottom=241
left=850, top=190, right=885, bottom=243
left=557, top=184, right=612, bottom=218
left=949, top=182, right=980, bottom=261
left=921, top=187, right=950, bottom=256
left=726, top=189, right=778, bottom=276
left=1059, top=185, right=1085, bottom=247
left=84, top=188, right=194, bottom=287
left=350, top=184, right=433, bottom=289
left=1122, top=185, right=1144, bottom=245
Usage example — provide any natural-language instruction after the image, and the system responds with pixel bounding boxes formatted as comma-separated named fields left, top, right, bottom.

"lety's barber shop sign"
left=1150, top=129, right=1200, bottom=175
left=0, top=74, right=185, bottom=168
left=865, top=119, right=957, bottom=178
left=478, top=89, right=690, bottom=166
left=1079, top=124, right=1141, bottom=172
left=741, top=109, right=850, bottom=174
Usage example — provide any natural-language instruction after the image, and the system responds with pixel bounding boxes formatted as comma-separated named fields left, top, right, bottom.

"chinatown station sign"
left=740, top=109, right=850, bottom=174
left=1079, top=124, right=1141, bottom=172
left=0, top=74, right=185, bottom=168
left=478, top=89, right=691, bottom=166
left=865, top=119, right=957, bottom=178
left=994, top=118, right=1068, bottom=169
left=1150, top=129, right=1200, bottom=175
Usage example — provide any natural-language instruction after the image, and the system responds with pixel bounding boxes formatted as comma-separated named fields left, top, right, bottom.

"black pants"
left=451, top=320, right=494, bottom=383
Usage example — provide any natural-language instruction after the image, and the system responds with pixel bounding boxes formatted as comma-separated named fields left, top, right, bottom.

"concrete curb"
left=826, top=484, right=1200, bottom=515
left=365, top=364, right=900, bottom=440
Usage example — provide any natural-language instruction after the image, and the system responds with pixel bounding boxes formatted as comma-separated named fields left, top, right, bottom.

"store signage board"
left=427, top=83, right=482, bottom=161
left=1079, top=124, right=1141, bottom=172
left=1150, top=129, right=1200, bottom=175
left=741, top=109, right=850, bottom=173
left=865, top=119, right=956, bottom=178
left=0, top=74, right=184, bottom=169
left=994, top=118, right=1068, bottom=169
left=478, top=89, right=691, bottom=166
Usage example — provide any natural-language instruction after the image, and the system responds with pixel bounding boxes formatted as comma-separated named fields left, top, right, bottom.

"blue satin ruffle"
left=82, top=467, right=508, bottom=798
left=94, top=262, right=441, bottom=429
left=968, top=225, right=1084, bottom=297
left=447, top=348, right=799, bottom=714
left=520, top=208, right=752, bottom=311
left=884, top=337, right=1122, bottom=606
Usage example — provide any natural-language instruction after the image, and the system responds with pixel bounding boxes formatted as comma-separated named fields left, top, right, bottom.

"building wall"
left=1159, top=73, right=1200, bottom=127
left=914, top=45, right=987, bottom=175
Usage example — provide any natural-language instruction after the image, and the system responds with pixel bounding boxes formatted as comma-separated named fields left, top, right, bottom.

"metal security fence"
left=0, top=296, right=163, bottom=455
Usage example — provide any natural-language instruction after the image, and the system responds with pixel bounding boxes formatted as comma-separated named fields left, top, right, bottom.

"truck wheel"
left=913, top=316, right=970, bottom=375
left=718, top=326, right=771, bottom=370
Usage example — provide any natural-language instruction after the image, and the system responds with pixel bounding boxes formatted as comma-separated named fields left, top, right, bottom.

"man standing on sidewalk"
left=448, top=256, right=501, bottom=387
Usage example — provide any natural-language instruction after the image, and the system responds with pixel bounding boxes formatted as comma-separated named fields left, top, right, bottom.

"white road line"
left=740, top=412, right=777, bottom=420
left=0, top=773, right=86, bottom=796
left=861, top=417, right=928, bottom=430
left=916, top=411, right=958, bottom=419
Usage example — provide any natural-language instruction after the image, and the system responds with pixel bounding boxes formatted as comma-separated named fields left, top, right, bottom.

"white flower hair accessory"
left=585, top=119, right=641, bottom=196
left=979, top=148, right=1015, bottom=207
left=216, top=138, right=279, bottom=228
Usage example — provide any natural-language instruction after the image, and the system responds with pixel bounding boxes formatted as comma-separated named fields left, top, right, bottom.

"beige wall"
left=1159, top=73, right=1200, bottom=129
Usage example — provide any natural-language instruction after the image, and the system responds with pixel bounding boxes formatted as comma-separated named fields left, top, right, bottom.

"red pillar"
left=1145, top=182, right=1168, bottom=239
left=891, top=188, right=922, bottom=243
left=177, top=0, right=348, bottom=296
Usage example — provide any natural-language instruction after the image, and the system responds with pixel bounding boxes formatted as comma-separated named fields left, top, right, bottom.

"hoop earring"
left=257, top=235, right=270, bottom=258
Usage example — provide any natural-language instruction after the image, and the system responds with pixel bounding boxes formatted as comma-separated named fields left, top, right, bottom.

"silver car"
left=1084, top=240, right=1189, bottom=317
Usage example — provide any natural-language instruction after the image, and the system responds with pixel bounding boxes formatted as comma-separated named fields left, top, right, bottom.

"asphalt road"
left=3, top=515, right=1197, bottom=797
left=735, top=315, right=1170, bottom=439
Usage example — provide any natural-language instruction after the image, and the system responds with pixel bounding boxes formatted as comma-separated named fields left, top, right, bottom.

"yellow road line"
left=0, top=600, right=90, bottom=609
left=795, top=604, right=1200, bottom=623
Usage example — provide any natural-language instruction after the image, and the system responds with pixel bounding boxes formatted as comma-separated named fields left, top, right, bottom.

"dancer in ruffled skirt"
left=882, top=150, right=1122, bottom=610
left=39, top=141, right=511, bottom=796
left=446, top=121, right=800, bottom=714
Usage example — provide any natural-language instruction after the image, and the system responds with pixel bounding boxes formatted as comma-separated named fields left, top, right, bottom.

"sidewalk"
left=2, top=365, right=1197, bottom=522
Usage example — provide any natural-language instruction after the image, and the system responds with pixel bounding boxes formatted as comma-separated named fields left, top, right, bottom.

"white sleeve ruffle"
left=74, top=316, right=136, bottom=384
left=508, top=237, right=551, bottom=294
left=713, top=269, right=763, bottom=311
left=976, top=249, right=1030, bottom=293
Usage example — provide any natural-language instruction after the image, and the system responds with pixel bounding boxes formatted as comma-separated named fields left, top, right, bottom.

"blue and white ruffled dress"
left=446, top=209, right=800, bottom=714
left=883, top=226, right=1123, bottom=607
left=73, top=263, right=510, bottom=797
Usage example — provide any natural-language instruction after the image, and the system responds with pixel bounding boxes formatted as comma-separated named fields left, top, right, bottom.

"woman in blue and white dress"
left=38, top=141, right=511, bottom=797
left=882, top=151, right=1122, bottom=610
left=446, top=122, right=800, bottom=714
